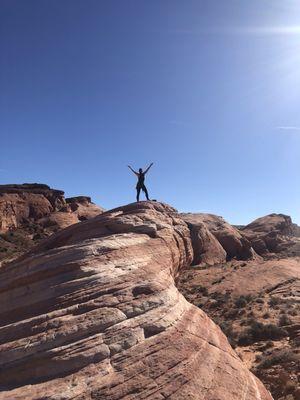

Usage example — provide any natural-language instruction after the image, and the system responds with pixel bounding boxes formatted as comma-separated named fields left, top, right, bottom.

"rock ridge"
left=0, top=201, right=272, bottom=399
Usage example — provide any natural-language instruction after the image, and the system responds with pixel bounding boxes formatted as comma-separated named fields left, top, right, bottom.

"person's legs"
left=136, top=187, right=141, bottom=202
left=142, top=185, right=150, bottom=200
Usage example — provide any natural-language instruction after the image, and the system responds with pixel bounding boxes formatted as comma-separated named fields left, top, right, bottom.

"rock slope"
left=178, top=257, right=300, bottom=400
left=0, top=202, right=272, bottom=400
left=178, top=212, right=300, bottom=400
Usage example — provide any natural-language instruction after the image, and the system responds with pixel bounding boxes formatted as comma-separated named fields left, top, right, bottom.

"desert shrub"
left=255, top=298, right=264, bottom=304
left=292, top=336, right=300, bottom=347
left=238, top=321, right=288, bottom=345
left=257, top=349, right=299, bottom=369
left=235, top=297, right=247, bottom=308
left=251, top=322, right=287, bottom=341
left=268, top=296, right=281, bottom=307
left=235, top=294, right=253, bottom=308
left=288, top=309, right=297, bottom=316
left=0, top=230, right=32, bottom=247
left=224, top=308, right=239, bottom=319
left=278, top=314, right=291, bottom=326
left=212, top=278, right=223, bottom=285
left=238, top=332, right=253, bottom=346
left=219, top=322, right=237, bottom=347
left=245, top=317, right=256, bottom=326
left=262, top=312, right=270, bottom=319
left=208, top=292, right=231, bottom=308
left=261, top=340, right=274, bottom=351
left=196, top=285, right=208, bottom=296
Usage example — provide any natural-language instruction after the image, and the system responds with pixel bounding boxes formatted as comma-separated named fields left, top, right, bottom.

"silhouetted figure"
left=128, top=163, right=153, bottom=202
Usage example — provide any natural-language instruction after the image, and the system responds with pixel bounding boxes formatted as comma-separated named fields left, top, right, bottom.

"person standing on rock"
left=128, top=163, right=153, bottom=202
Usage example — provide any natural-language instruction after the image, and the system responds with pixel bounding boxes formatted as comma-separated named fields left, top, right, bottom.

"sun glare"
left=246, top=25, right=300, bottom=35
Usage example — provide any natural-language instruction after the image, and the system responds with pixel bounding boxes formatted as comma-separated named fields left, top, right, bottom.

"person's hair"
left=139, top=168, right=143, bottom=173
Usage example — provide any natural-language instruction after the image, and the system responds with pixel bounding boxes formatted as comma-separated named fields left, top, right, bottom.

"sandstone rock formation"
left=0, top=184, right=104, bottom=232
left=291, top=222, right=300, bottom=238
left=182, top=213, right=257, bottom=261
left=183, top=219, right=227, bottom=266
left=0, top=184, right=104, bottom=263
left=243, top=214, right=293, bottom=236
left=178, top=254, right=300, bottom=399
left=241, top=214, right=296, bottom=256
left=176, top=212, right=300, bottom=400
left=0, top=202, right=272, bottom=400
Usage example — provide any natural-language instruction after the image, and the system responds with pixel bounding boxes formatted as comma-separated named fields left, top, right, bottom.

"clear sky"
left=1, top=0, right=300, bottom=225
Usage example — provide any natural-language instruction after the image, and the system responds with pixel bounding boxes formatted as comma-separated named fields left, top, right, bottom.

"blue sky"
left=1, top=0, right=300, bottom=224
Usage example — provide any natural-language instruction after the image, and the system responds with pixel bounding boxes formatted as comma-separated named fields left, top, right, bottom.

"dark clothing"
left=136, top=172, right=149, bottom=201
left=137, top=172, right=145, bottom=187
left=136, top=184, right=149, bottom=201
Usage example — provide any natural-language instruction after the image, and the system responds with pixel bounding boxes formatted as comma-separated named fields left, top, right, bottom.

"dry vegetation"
left=177, top=261, right=300, bottom=400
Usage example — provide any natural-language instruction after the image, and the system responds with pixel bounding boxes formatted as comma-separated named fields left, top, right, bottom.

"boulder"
left=243, top=214, right=293, bottom=236
left=182, top=213, right=257, bottom=260
left=242, top=214, right=296, bottom=256
left=185, top=220, right=227, bottom=266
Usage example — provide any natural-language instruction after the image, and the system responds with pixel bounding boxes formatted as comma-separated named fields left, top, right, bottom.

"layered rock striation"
left=0, top=183, right=104, bottom=232
left=0, top=201, right=272, bottom=399
left=0, top=184, right=104, bottom=263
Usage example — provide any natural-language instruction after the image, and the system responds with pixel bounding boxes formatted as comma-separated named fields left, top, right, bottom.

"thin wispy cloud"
left=165, top=26, right=300, bottom=36
left=228, top=26, right=300, bottom=35
left=276, top=126, right=300, bottom=131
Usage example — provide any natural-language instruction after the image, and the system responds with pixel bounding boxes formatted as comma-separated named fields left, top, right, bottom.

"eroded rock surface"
left=182, top=213, right=257, bottom=261
left=0, top=184, right=104, bottom=263
left=241, top=214, right=297, bottom=256
left=0, top=202, right=272, bottom=399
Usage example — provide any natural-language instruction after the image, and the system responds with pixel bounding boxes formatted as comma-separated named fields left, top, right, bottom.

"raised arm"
left=144, top=162, right=153, bottom=174
left=127, top=165, right=139, bottom=176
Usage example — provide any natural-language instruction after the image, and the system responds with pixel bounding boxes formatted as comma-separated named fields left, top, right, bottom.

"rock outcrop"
left=241, top=214, right=296, bottom=256
left=0, top=201, right=272, bottom=399
left=182, top=213, right=257, bottom=261
left=243, top=214, right=293, bottom=236
left=183, top=219, right=227, bottom=266
left=178, top=213, right=300, bottom=400
left=0, top=184, right=104, bottom=232
left=291, top=222, right=300, bottom=237
left=0, top=184, right=104, bottom=263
